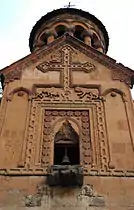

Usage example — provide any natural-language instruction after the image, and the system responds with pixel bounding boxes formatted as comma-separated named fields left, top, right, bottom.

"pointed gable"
left=1, top=34, right=134, bottom=88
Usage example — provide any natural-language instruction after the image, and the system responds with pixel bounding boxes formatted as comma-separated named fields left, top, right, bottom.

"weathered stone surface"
left=0, top=7, right=134, bottom=210
left=47, top=165, right=83, bottom=186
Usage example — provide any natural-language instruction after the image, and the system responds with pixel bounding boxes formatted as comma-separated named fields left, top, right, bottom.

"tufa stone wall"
left=0, top=39, right=134, bottom=209
left=0, top=176, right=133, bottom=209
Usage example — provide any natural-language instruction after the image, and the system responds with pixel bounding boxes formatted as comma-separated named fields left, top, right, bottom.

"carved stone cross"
left=64, top=2, right=75, bottom=8
left=37, top=45, right=95, bottom=92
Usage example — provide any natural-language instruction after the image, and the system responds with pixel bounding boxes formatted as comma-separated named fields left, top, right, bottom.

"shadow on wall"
left=131, top=88, right=134, bottom=99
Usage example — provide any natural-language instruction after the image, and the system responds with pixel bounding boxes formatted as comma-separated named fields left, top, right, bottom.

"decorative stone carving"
left=41, top=109, right=93, bottom=168
left=17, top=82, right=110, bottom=171
left=66, top=36, right=134, bottom=87
left=1, top=167, right=134, bottom=177
left=33, top=86, right=102, bottom=103
left=25, top=194, right=41, bottom=207
left=47, top=165, right=83, bottom=186
left=36, top=45, right=96, bottom=92
left=34, top=90, right=60, bottom=100
left=4, top=68, right=22, bottom=83
left=111, top=68, right=132, bottom=86
left=74, top=87, right=102, bottom=100
left=24, top=184, right=105, bottom=208
left=1, top=36, right=134, bottom=87
left=54, top=119, right=79, bottom=145
left=24, top=100, right=39, bottom=167
left=25, top=185, right=49, bottom=207
left=111, top=92, right=117, bottom=97
left=36, top=61, right=63, bottom=73
left=78, top=185, right=105, bottom=207
left=80, top=184, right=94, bottom=197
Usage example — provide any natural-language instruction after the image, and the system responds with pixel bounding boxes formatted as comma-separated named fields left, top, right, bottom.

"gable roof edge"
left=1, top=34, right=134, bottom=87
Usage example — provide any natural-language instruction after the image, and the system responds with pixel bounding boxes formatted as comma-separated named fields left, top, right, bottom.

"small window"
left=55, top=25, right=67, bottom=37
left=54, top=120, right=80, bottom=165
left=91, top=33, right=99, bottom=48
left=74, top=25, right=85, bottom=42
left=40, top=33, right=47, bottom=45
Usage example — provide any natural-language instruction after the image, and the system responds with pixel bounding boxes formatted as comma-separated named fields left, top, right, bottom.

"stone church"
left=0, top=7, right=134, bottom=210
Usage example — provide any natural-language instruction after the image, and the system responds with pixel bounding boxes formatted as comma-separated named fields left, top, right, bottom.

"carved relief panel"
left=19, top=85, right=110, bottom=175
left=42, top=109, right=92, bottom=167
left=0, top=44, right=111, bottom=176
left=36, top=44, right=96, bottom=90
left=0, top=44, right=134, bottom=178
left=18, top=44, right=110, bottom=175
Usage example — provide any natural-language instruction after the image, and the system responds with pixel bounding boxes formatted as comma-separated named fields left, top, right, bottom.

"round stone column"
left=94, top=40, right=104, bottom=53
left=46, top=30, right=58, bottom=44
left=82, top=31, right=92, bottom=46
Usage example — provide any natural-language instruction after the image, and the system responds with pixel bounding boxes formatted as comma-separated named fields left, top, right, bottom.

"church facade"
left=0, top=8, right=134, bottom=210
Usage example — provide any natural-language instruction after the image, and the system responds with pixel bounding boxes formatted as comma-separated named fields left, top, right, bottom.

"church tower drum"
left=0, top=7, right=134, bottom=210
left=29, top=8, right=109, bottom=53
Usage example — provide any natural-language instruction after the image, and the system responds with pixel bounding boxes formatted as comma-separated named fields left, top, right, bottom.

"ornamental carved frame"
left=1, top=85, right=134, bottom=177
left=18, top=86, right=110, bottom=175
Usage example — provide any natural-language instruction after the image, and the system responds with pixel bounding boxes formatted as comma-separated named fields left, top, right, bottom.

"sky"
left=0, top=0, right=134, bottom=97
